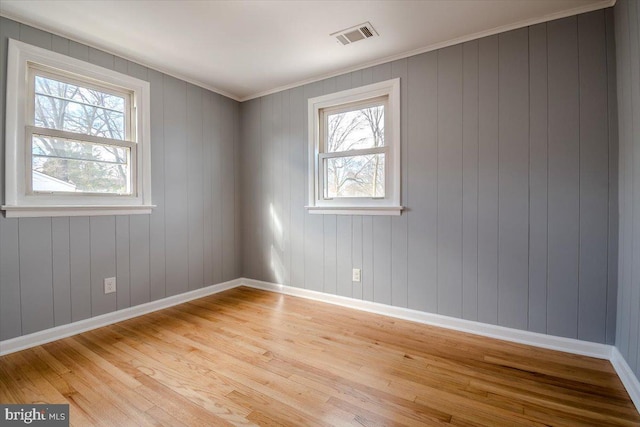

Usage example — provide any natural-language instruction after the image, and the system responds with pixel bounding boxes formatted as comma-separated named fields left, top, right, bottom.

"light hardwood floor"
left=1, top=286, right=638, bottom=426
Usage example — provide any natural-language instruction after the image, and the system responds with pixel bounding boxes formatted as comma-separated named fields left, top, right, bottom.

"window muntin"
left=3, top=39, right=152, bottom=217
left=307, top=78, right=401, bottom=215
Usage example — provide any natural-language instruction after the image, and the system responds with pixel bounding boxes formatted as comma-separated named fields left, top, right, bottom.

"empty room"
left=1, top=0, right=639, bottom=425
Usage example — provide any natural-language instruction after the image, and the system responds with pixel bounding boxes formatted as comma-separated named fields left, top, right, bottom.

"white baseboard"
left=241, top=278, right=612, bottom=360
left=0, top=278, right=243, bottom=356
left=611, top=347, right=640, bottom=410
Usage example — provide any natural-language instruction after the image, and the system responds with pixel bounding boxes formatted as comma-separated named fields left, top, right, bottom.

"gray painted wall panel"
left=462, top=41, right=479, bottom=321
left=547, top=17, right=581, bottom=339
left=69, top=217, right=91, bottom=322
left=148, top=69, right=167, bottom=302
left=497, top=28, right=530, bottom=330
left=407, top=52, right=438, bottom=313
left=477, top=35, right=500, bottom=325
left=19, top=218, right=54, bottom=334
left=187, top=84, right=205, bottom=291
left=337, top=216, right=352, bottom=298
left=578, top=11, right=610, bottom=343
left=605, top=7, right=618, bottom=346
left=90, top=216, right=116, bottom=317
left=163, top=76, right=190, bottom=297
left=52, top=218, right=71, bottom=326
left=373, top=217, right=392, bottom=305
left=289, top=87, right=305, bottom=290
left=615, top=0, right=640, bottom=375
left=0, top=19, right=241, bottom=340
left=130, top=215, right=151, bottom=306
left=352, top=216, right=363, bottom=299
left=437, top=45, right=464, bottom=317
left=528, top=23, right=549, bottom=334
left=0, top=17, right=21, bottom=341
left=115, top=216, right=131, bottom=310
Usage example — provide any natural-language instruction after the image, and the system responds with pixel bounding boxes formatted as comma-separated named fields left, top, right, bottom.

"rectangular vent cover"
left=331, top=22, right=378, bottom=45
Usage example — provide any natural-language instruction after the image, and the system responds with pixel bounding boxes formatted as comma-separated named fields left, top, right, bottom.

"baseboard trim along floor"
left=1, top=276, right=638, bottom=411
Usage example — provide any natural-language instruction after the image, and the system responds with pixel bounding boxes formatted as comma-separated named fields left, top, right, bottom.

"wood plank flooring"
left=1, top=286, right=638, bottom=426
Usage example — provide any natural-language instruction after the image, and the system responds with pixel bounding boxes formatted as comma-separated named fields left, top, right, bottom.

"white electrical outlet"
left=352, top=268, right=361, bottom=282
left=104, top=277, right=116, bottom=294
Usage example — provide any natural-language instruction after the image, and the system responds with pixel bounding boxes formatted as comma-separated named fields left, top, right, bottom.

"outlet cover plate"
left=104, top=277, right=116, bottom=294
left=352, top=268, right=361, bottom=282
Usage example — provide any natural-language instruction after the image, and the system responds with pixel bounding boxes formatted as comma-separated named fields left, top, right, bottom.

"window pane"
left=326, top=105, right=384, bottom=153
left=325, top=153, right=384, bottom=198
left=34, top=75, right=126, bottom=140
left=32, top=135, right=130, bottom=194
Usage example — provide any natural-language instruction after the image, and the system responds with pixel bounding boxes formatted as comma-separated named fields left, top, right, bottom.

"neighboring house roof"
left=32, top=170, right=77, bottom=192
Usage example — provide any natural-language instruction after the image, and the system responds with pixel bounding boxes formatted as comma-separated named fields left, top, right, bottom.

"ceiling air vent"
left=331, top=22, right=378, bottom=46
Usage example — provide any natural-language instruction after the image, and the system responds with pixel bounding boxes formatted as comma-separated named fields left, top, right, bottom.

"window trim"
left=307, top=78, right=402, bottom=215
left=3, top=39, right=153, bottom=218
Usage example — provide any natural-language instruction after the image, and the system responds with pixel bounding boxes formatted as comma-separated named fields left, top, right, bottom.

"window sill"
left=305, top=206, right=403, bottom=216
left=1, top=205, right=156, bottom=218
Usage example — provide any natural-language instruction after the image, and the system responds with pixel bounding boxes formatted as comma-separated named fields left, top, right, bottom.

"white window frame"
left=307, top=78, right=402, bottom=215
left=3, top=39, right=153, bottom=217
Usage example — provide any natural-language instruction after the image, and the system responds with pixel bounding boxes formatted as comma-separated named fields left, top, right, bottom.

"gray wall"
left=614, top=0, right=640, bottom=378
left=0, top=17, right=242, bottom=341
left=241, top=10, right=619, bottom=344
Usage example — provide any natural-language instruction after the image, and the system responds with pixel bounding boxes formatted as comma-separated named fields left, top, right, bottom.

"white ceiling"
left=0, top=0, right=613, bottom=101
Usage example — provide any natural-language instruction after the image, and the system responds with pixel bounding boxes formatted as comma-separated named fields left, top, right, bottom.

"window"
left=307, top=78, right=402, bottom=215
left=3, top=39, right=152, bottom=217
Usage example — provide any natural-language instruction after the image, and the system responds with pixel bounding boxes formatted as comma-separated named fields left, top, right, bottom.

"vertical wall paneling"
left=477, top=35, right=500, bottom=325
left=115, top=216, right=131, bottom=309
left=391, top=59, right=409, bottom=308
left=605, top=7, right=619, bottom=346
left=497, top=28, right=530, bottom=330
left=437, top=45, right=464, bottom=317
left=202, top=92, right=215, bottom=286
left=51, top=218, right=71, bottom=326
left=281, top=90, right=292, bottom=286
left=130, top=214, right=151, bottom=306
left=89, top=216, right=116, bottom=317
left=69, top=217, right=91, bottom=322
left=261, top=95, right=274, bottom=283
left=234, top=102, right=243, bottom=278
left=211, top=93, right=224, bottom=284
left=0, top=17, right=21, bottom=340
left=528, top=23, right=549, bottom=334
left=187, top=85, right=205, bottom=290
left=19, top=24, right=51, bottom=49
left=462, top=41, right=479, bottom=321
left=148, top=69, right=167, bottom=301
left=614, top=0, right=640, bottom=374
left=303, top=82, right=325, bottom=292
left=547, top=17, right=581, bottom=339
left=163, top=77, right=189, bottom=297
left=270, top=91, right=285, bottom=285
left=289, top=87, right=305, bottom=289
left=222, top=97, right=238, bottom=282
left=19, top=218, right=54, bottom=334
left=578, top=11, right=610, bottom=343
left=407, top=52, right=439, bottom=313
